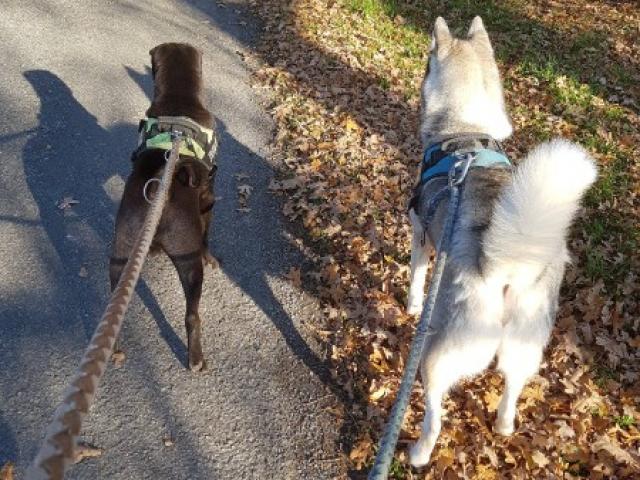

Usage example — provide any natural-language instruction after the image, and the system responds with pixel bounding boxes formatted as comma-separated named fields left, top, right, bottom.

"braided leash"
left=368, top=154, right=473, bottom=479
left=26, top=134, right=183, bottom=480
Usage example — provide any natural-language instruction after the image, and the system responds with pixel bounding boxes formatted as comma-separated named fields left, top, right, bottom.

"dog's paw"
left=494, top=418, right=515, bottom=436
left=203, top=251, right=221, bottom=270
left=409, top=440, right=433, bottom=468
left=188, top=356, right=208, bottom=373
left=406, top=301, right=423, bottom=316
left=111, top=350, right=126, bottom=368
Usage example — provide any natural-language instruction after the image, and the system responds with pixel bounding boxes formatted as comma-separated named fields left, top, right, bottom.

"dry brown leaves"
left=0, top=463, right=13, bottom=480
left=72, top=441, right=103, bottom=464
left=251, top=0, right=640, bottom=478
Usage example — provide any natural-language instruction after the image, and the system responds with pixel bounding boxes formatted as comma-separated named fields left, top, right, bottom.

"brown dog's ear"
left=149, top=46, right=157, bottom=58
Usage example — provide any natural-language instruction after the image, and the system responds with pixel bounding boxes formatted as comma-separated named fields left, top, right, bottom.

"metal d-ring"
left=143, top=177, right=161, bottom=204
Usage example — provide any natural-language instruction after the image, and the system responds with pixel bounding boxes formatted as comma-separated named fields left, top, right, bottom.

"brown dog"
left=110, top=43, right=218, bottom=372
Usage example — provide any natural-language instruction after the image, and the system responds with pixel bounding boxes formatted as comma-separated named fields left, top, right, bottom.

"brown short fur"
left=110, top=43, right=218, bottom=372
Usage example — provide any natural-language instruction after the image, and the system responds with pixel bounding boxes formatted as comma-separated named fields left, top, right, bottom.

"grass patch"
left=257, top=0, right=640, bottom=477
left=613, top=415, right=636, bottom=429
left=347, top=0, right=397, bottom=17
left=551, top=76, right=594, bottom=110
left=592, top=363, right=618, bottom=389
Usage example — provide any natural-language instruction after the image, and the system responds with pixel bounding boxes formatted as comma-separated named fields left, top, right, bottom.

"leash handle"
left=368, top=182, right=462, bottom=480
left=26, top=135, right=183, bottom=480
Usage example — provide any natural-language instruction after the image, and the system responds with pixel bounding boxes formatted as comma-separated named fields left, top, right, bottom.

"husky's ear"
left=468, top=16, right=493, bottom=51
left=431, top=17, right=452, bottom=58
left=467, top=16, right=486, bottom=37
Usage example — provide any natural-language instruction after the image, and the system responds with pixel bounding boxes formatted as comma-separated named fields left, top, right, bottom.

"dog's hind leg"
left=495, top=338, right=543, bottom=435
left=169, top=251, right=206, bottom=372
left=199, top=191, right=220, bottom=270
left=409, top=371, right=448, bottom=468
left=495, top=284, right=555, bottom=435
left=407, top=208, right=432, bottom=315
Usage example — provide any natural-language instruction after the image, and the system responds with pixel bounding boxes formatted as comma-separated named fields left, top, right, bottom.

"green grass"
left=389, top=456, right=408, bottom=479
left=610, top=63, right=635, bottom=88
left=347, top=0, right=397, bottom=16
left=551, top=76, right=594, bottom=110
left=586, top=150, right=631, bottom=205
left=613, top=415, right=636, bottom=429
left=592, top=363, right=618, bottom=389
left=569, top=31, right=605, bottom=55
left=341, top=0, right=638, bottom=292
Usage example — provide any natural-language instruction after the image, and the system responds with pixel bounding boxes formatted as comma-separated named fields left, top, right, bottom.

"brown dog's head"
left=149, top=43, right=202, bottom=81
left=146, top=42, right=211, bottom=127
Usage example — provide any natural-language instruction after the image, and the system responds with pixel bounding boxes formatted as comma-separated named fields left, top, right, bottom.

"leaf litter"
left=251, top=0, right=640, bottom=477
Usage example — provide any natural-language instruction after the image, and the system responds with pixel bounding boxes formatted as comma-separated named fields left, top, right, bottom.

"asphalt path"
left=0, top=1, right=344, bottom=478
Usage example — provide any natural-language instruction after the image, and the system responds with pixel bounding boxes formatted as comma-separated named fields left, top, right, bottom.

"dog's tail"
left=483, top=138, right=597, bottom=279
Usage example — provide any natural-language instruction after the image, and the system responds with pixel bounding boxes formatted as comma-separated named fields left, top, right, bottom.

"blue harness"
left=409, top=134, right=511, bottom=213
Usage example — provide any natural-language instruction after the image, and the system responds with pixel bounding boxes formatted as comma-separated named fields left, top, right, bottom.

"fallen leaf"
left=163, top=436, right=175, bottom=447
left=237, top=184, right=253, bottom=196
left=483, top=387, right=501, bottom=412
left=591, top=435, right=640, bottom=470
left=233, top=172, right=250, bottom=181
left=56, top=196, right=79, bottom=210
left=111, top=351, right=126, bottom=368
left=531, top=450, right=550, bottom=468
left=73, top=442, right=103, bottom=464
left=349, top=437, right=373, bottom=470
left=285, top=267, right=302, bottom=288
left=0, top=462, right=14, bottom=480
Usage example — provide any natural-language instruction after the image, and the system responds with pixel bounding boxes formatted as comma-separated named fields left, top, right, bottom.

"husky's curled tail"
left=483, top=139, right=597, bottom=277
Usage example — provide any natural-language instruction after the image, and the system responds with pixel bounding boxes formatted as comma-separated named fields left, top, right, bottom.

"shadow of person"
left=0, top=415, right=17, bottom=470
left=20, top=70, right=213, bottom=477
left=23, top=69, right=189, bottom=366
left=22, top=70, right=134, bottom=338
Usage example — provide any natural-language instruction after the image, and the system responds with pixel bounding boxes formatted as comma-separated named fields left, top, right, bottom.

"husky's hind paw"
left=406, top=301, right=423, bottom=316
left=409, top=440, right=433, bottom=468
left=494, top=418, right=515, bottom=436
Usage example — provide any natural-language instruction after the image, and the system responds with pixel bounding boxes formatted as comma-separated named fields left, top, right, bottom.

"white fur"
left=407, top=209, right=432, bottom=315
left=483, top=139, right=597, bottom=276
left=407, top=18, right=597, bottom=469
left=420, top=16, right=513, bottom=144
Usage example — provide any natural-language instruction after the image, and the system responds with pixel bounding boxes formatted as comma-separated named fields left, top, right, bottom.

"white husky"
left=407, top=16, right=597, bottom=467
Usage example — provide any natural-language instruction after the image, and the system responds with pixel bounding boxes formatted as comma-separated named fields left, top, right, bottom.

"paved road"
left=0, top=1, right=344, bottom=478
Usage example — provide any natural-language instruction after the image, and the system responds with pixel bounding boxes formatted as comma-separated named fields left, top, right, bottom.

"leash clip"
left=448, top=153, right=474, bottom=187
